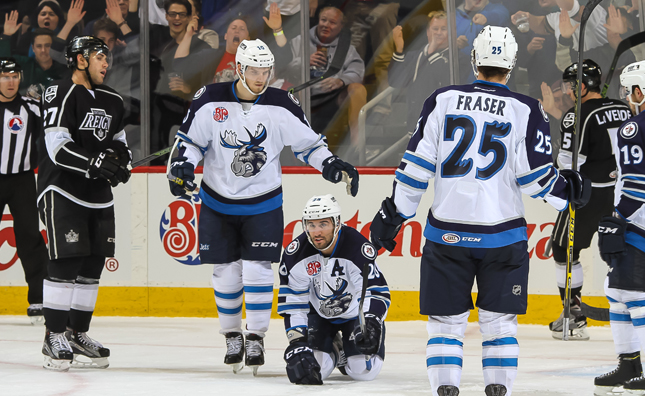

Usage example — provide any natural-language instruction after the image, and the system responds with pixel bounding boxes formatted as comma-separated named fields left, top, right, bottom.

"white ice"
left=0, top=317, right=621, bottom=395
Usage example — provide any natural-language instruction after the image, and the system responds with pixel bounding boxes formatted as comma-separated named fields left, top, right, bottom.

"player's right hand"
left=168, top=156, right=196, bottom=198
left=87, top=151, right=121, bottom=187
left=560, top=169, right=591, bottom=208
left=322, top=155, right=359, bottom=196
left=598, top=215, right=627, bottom=265
left=284, top=340, right=323, bottom=385
left=370, top=197, right=405, bottom=252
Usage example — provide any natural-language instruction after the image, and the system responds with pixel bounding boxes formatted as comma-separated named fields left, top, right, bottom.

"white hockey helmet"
left=471, top=25, right=518, bottom=83
left=236, top=39, right=275, bottom=96
left=302, top=194, right=342, bottom=251
left=620, top=60, right=645, bottom=109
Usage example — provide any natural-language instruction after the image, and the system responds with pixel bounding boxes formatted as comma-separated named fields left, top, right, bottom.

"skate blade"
left=43, top=356, right=71, bottom=372
left=626, top=390, right=645, bottom=395
left=228, top=362, right=244, bottom=374
left=71, top=355, right=109, bottom=369
left=29, top=316, right=44, bottom=325
left=593, top=385, right=623, bottom=396
left=551, top=330, right=590, bottom=341
left=251, top=365, right=259, bottom=377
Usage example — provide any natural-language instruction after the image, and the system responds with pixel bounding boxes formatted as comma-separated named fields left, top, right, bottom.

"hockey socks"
left=212, top=261, right=244, bottom=333
left=426, top=312, right=468, bottom=395
left=480, top=310, right=518, bottom=394
left=242, top=260, right=274, bottom=336
left=43, top=278, right=75, bottom=333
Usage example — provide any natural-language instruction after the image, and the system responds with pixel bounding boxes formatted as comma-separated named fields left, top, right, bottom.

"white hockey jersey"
left=393, top=80, right=572, bottom=248
left=278, top=226, right=390, bottom=332
left=613, top=112, right=645, bottom=250
left=176, top=82, right=333, bottom=215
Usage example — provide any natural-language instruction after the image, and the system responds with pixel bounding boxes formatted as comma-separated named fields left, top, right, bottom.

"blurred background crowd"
left=1, top=0, right=643, bottom=166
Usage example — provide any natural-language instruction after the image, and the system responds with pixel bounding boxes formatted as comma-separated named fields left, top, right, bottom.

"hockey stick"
left=601, top=31, right=645, bottom=98
left=131, top=146, right=174, bottom=168
left=580, top=301, right=610, bottom=321
left=358, top=260, right=373, bottom=369
left=563, top=0, right=603, bottom=341
left=288, top=29, right=351, bottom=94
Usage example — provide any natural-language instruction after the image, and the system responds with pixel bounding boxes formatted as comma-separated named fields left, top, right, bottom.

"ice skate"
left=594, top=352, right=642, bottom=395
left=485, top=384, right=507, bottom=396
left=65, top=330, right=110, bottom=369
left=27, top=304, right=44, bottom=325
left=332, top=332, right=348, bottom=375
left=224, top=332, right=244, bottom=374
left=625, top=376, right=645, bottom=395
left=437, top=385, right=459, bottom=396
left=42, top=331, right=73, bottom=371
left=245, top=333, right=265, bottom=376
left=549, top=298, right=589, bottom=340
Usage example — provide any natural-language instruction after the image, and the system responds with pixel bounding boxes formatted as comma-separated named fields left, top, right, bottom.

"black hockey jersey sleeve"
left=42, top=83, right=93, bottom=177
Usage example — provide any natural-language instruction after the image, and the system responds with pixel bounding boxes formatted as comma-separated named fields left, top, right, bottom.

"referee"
left=0, top=58, right=49, bottom=324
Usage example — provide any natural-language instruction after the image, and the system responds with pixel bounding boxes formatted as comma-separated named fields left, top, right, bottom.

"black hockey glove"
left=560, top=169, right=591, bottom=209
left=598, top=215, right=627, bottom=265
left=87, top=151, right=121, bottom=187
left=352, top=314, right=383, bottom=355
left=108, top=142, right=132, bottom=167
left=168, top=156, right=197, bottom=198
left=105, top=147, right=131, bottom=185
left=370, top=196, right=405, bottom=252
left=322, top=155, right=359, bottom=197
left=284, top=340, right=323, bottom=385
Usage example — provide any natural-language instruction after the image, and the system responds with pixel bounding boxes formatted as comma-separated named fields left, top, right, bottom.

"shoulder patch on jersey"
left=285, top=239, right=300, bottom=255
left=538, top=102, right=549, bottom=122
left=288, top=91, right=300, bottom=106
left=44, top=86, right=58, bottom=103
left=562, top=112, right=575, bottom=129
left=621, top=121, right=638, bottom=139
left=7, top=115, right=24, bottom=133
left=194, top=86, right=206, bottom=99
left=362, top=243, right=377, bottom=260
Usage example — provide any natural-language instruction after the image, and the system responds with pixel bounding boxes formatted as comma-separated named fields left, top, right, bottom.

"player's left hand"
left=598, top=215, right=627, bottom=265
left=352, top=314, right=383, bottom=355
left=560, top=169, right=591, bottom=208
left=168, top=156, right=196, bottom=198
left=322, top=155, right=359, bottom=196
left=370, top=197, right=405, bottom=252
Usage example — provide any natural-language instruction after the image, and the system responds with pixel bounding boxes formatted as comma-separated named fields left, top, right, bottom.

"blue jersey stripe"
left=217, top=305, right=242, bottom=315
left=199, top=188, right=283, bottom=215
left=426, top=356, right=463, bottom=367
left=244, top=286, right=274, bottom=293
left=610, top=312, right=632, bottom=322
left=517, top=166, right=551, bottom=186
left=482, top=337, right=518, bottom=347
left=277, top=303, right=310, bottom=312
left=482, top=358, right=518, bottom=367
left=633, top=317, right=645, bottom=327
left=395, top=170, right=429, bottom=190
left=424, top=220, right=527, bottom=248
left=427, top=337, right=463, bottom=347
left=246, top=302, right=272, bottom=311
left=279, top=287, right=309, bottom=295
left=403, top=152, right=436, bottom=173
left=214, top=289, right=243, bottom=299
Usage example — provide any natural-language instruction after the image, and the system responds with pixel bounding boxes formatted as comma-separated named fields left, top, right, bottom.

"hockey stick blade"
left=131, top=146, right=174, bottom=168
left=580, top=302, right=609, bottom=322
left=601, top=31, right=645, bottom=97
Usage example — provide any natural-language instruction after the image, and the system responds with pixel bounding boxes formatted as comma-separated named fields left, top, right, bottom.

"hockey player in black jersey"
left=37, top=36, right=131, bottom=371
left=549, top=59, right=631, bottom=341
left=0, top=58, right=50, bottom=325
left=278, top=195, right=389, bottom=385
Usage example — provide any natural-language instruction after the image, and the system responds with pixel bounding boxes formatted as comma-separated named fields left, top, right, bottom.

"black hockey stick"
left=357, top=260, right=373, bottom=368
left=288, top=29, right=351, bottom=94
left=580, top=302, right=610, bottom=321
left=601, top=31, right=645, bottom=98
left=563, top=0, right=603, bottom=341
left=131, top=146, right=174, bottom=168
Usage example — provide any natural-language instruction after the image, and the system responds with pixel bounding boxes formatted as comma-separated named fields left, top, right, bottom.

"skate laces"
left=50, top=332, right=72, bottom=352
left=226, top=335, right=243, bottom=354
left=245, top=338, right=264, bottom=357
left=77, top=332, right=103, bottom=348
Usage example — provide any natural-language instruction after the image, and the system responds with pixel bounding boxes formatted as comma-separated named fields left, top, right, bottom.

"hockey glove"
left=88, top=151, right=121, bottom=187
left=322, top=155, right=359, bottom=197
left=352, top=314, right=383, bottom=355
left=168, top=156, right=197, bottom=198
left=105, top=147, right=131, bottom=185
left=284, top=340, right=323, bottom=385
left=560, top=169, right=591, bottom=209
left=370, top=196, right=405, bottom=252
left=598, top=215, right=627, bottom=265
left=108, top=142, right=132, bottom=167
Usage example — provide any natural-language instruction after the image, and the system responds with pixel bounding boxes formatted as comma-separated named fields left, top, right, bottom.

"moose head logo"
left=220, top=123, right=268, bottom=177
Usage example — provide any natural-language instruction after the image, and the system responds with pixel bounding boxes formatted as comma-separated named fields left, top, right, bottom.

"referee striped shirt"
left=0, top=96, right=41, bottom=174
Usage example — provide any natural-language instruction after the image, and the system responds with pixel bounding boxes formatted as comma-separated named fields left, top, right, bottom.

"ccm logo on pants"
left=252, top=242, right=279, bottom=247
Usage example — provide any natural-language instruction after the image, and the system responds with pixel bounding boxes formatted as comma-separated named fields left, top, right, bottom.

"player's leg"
left=420, top=240, right=477, bottom=396
left=475, top=240, right=530, bottom=395
left=595, top=278, right=642, bottom=395
left=6, top=172, right=48, bottom=324
left=307, top=311, right=338, bottom=380
left=239, top=207, right=283, bottom=375
left=198, top=204, right=245, bottom=372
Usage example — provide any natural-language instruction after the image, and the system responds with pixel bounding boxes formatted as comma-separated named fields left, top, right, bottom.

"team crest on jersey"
left=213, top=107, right=229, bottom=122
left=563, top=112, right=575, bottom=129
left=159, top=194, right=202, bottom=265
left=313, top=277, right=353, bottom=317
left=7, top=116, right=24, bottom=133
left=538, top=102, right=549, bottom=122
left=285, top=239, right=299, bottom=255
left=621, top=121, right=638, bottom=139
left=362, top=243, right=377, bottom=260
left=220, top=123, right=268, bottom=177
left=288, top=91, right=300, bottom=106
left=79, top=108, right=112, bottom=141
left=44, top=85, right=57, bottom=103
left=442, top=233, right=460, bottom=244
left=193, top=86, right=206, bottom=99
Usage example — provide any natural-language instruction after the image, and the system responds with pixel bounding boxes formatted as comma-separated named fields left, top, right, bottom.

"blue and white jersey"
left=278, top=226, right=390, bottom=333
left=393, top=80, right=571, bottom=248
left=175, top=82, right=333, bottom=215
left=613, top=112, right=645, bottom=251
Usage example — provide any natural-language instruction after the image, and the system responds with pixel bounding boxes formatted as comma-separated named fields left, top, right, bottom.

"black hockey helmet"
left=65, top=36, right=109, bottom=70
left=562, top=59, right=602, bottom=91
left=0, top=57, right=22, bottom=75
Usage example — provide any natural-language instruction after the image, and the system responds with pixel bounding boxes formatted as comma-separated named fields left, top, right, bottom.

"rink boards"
left=0, top=168, right=610, bottom=323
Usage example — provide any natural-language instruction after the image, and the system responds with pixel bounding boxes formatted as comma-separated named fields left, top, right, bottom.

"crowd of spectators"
left=0, top=0, right=643, bottom=163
